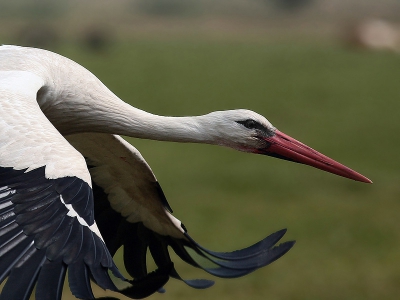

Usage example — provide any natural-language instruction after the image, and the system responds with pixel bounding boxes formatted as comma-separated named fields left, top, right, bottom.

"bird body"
left=0, top=45, right=371, bottom=300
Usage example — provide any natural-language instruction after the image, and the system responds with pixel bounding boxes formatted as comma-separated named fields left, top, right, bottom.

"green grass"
left=45, top=39, right=400, bottom=299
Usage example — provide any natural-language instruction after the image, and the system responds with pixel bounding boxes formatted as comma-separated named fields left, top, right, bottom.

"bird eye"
left=236, top=119, right=265, bottom=131
left=243, top=119, right=258, bottom=129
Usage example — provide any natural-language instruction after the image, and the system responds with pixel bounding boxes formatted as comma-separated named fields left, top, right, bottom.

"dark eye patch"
left=236, top=119, right=275, bottom=137
left=237, top=119, right=264, bottom=130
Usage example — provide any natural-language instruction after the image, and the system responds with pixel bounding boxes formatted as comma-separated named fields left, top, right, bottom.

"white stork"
left=0, top=45, right=371, bottom=300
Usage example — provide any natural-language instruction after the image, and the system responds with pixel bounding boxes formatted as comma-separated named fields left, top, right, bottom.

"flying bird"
left=0, top=45, right=371, bottom=300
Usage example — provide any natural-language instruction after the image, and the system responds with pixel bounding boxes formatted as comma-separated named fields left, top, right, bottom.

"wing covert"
left=0, top=72, right=124, bottom=299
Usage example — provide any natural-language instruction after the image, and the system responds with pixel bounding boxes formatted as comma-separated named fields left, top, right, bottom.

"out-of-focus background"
left=1, top=0, right=399, bottom=299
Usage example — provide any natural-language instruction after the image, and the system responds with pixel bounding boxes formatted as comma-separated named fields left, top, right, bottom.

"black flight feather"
left=0, top=167, right=124, bottom=300
left=35, top=260, right=67, bottom=300
left=91, top=179, right=295, bottom=298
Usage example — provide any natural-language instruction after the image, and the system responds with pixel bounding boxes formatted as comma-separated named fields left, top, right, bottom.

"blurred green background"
left=1, top=0, right=400, bottom=299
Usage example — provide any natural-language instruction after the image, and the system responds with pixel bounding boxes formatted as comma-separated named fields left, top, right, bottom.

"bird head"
left=203, top=109, right=371, bottom=183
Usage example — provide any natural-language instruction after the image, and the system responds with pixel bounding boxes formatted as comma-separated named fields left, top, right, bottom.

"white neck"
left=21, top=47, right=220, bottom=145
left=40, top=85, right=213, bottom=144
left=3, top=45, right=229, bottom=148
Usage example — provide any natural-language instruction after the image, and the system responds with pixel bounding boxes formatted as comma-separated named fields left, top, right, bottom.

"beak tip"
left=349, top=172, right=372, bottom=184
left=362, top=177, right=373, bottom=184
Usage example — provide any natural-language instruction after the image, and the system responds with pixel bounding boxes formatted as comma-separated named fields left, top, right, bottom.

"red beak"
left=257, top=130, right=372, bottom=183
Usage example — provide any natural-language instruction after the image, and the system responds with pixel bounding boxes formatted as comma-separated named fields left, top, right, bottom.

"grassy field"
left=22, top=38, right=400, bottom=299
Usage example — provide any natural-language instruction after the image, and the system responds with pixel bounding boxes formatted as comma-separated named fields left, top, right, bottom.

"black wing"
left=0, top=166, right=124, bottom=300
left=94, top=186, right=294, bottom=298
left=68, top=133, right=295, bottom=299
